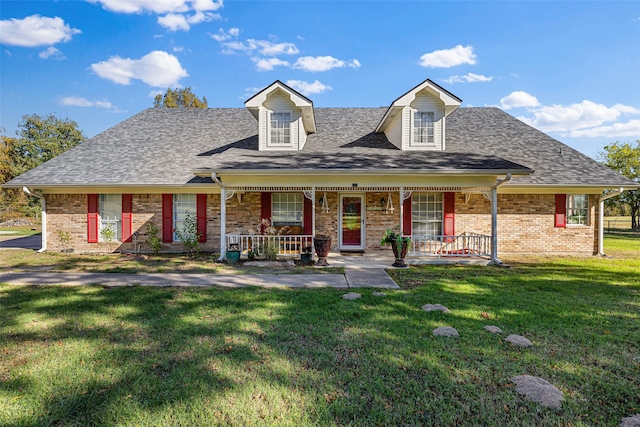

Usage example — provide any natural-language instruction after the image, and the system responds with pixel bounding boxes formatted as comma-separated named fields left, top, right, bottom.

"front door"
left=339, top=194, right=365, bottom=250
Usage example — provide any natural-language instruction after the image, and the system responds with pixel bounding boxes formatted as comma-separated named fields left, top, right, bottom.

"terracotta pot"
left=390, top=238, right=409, bottom=268
left=313, top=236, right=331, bottom=266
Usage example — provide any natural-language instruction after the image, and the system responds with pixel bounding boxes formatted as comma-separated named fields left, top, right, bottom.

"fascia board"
left=196, top=168, right=532, bottom=177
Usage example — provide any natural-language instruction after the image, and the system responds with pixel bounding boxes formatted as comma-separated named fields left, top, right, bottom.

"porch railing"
left=408, top=232, right=491, bottom=258
left=226, top=234, right=313, bottom=258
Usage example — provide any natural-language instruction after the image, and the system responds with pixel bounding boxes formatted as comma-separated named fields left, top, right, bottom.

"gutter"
left=490, top=173, right=512, bottom=265
left=22, top=187, right=46, bottom=252
left=598, top=188, right=625, bottom=256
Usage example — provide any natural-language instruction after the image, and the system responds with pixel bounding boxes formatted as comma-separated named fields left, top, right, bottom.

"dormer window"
left=414, top=111, right=435, bottom=145
left=270, top=112, right=291, bottom=145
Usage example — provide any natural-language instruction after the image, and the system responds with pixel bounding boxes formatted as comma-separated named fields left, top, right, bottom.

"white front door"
left=339, top=194, right=365, bottom=250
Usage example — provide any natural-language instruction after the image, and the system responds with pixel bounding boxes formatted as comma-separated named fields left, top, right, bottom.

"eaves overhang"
left=193, top=167, right=532, bottom=177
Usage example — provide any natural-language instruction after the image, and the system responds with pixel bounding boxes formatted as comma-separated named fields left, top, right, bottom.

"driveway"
left=0, top=233, right=42, bottom=250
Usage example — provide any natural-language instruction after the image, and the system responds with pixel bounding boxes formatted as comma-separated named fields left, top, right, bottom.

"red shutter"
left=555, top=194, right=567, bottom=228
left=197, top=194, right=207, bottom=243
left=162, top=194, right=173, bottom=242
left=402, top=195, right=412, bottom=236
left=261, top=192, right=272, bottom=233
left=87, top=194, right=99, bottom=243
left=303, top=195, right=313, bottom=235
left=444, top=192, right=455, bottom=241
left=122, top=194, right=133, bottom=242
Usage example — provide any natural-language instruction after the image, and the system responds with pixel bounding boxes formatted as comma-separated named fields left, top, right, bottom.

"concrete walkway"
left=0, top=269, right=400, bottom=289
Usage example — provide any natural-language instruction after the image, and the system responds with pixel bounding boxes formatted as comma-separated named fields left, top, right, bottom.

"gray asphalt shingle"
left=5, top=107, right=635, bottom=188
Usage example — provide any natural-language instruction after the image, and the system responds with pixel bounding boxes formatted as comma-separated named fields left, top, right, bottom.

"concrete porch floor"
left=321, top=250, right=491, bottom=269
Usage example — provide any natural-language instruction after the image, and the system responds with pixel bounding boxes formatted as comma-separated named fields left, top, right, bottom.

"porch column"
left=399, top=186, right=404, bottom=234
left=219, top=187, right=226, bottom=261
left=490, top=186, right=499, bottom=264
left=311, top=186, right=316, bottom=238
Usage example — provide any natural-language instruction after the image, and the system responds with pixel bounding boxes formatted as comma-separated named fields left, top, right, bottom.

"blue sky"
left=1, top=0, right=639, bottom=159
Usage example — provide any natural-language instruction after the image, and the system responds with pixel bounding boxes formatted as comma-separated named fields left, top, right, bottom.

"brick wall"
left=43, top=191, right=599, bottom=255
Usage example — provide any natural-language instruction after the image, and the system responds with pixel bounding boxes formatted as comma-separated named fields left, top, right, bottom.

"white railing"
left=226, top=234, right=313, bottom=258
left=408, top=232, right=491, bottom=258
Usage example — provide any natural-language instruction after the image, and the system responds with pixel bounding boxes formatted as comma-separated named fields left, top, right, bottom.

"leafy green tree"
left=0, top=115, right=85, bottom=220
left=153, top=87, right=208, bottom=109
left=599, top=140, right=640, bottom=229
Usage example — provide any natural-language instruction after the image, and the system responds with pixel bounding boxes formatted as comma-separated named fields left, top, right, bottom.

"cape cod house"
left=4, top=79, right=637, bottom=263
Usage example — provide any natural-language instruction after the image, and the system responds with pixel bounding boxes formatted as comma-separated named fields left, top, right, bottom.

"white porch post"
left=490, top=185, right=499, bottom=264
left=399, top=186, right=404, bottom=234
left=39, top=196, right=46, bottom=252
left=219, top=187, right=226, bottom=261
left=311, top=186, right=316, bottom=238
left=598, top=188, right=625, bottom=256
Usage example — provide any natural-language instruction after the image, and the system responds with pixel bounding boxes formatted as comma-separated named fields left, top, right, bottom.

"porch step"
left=345, top=268, right=400, bottom=289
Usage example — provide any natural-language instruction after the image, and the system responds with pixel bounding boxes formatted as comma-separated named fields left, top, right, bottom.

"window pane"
left=411, top=193, right=443, bottom=236
left=173, top=194, right=196, bottom=241
left=271, top=112, right=291, bottom=145
left=272, top=193, right=303, bottom=226
left=567, top=194, right=588, bottom=225
left=99, top=194, right=122, bottom=242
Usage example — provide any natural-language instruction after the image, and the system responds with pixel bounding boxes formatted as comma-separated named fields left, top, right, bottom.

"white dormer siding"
left=260, top=92, right=303, bottom=151
left=406, top=93, right=445, bottom=151
left=384, top=110, right=403, bottom=149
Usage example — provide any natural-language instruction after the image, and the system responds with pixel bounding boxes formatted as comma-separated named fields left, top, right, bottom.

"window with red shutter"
left=555, top=194, right=567, bottom=228
left=443, top=192, right=455, bottom=240
left=87, top=194, right=99, bottom=243
left=162, top=194, right=173, bottom=242
left=402, top=196, right=412, bottom=236
left=122, top=194, right=133, bottom=242
left=196, top=194, right=207, bottom=243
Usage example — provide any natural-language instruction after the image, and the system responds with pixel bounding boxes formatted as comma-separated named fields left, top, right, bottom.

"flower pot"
left=226, top=250, right=241, bottom=264
left=313, top=236, right=331, bottom=266
left=390, top=238, right=409, bottom=268
left=300, top=253, right=313, bottom=265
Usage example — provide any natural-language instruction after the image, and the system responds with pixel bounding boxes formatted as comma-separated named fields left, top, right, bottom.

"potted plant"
left=226, top=243, right=241, bottom=264
left=300, top=245, right=313, bottom=265
left=313, top=235, right=331, bottom=266
left=381, top=227, right=411, bottom=267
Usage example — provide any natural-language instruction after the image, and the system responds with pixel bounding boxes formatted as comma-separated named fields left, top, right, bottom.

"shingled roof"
left=5, top=107, right=635, bottom=188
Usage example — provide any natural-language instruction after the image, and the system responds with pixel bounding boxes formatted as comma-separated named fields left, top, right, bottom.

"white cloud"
left=500, top=91, right=540, bottom=110
left=418, top=45, right=476, bottom=68
left=286, top=80, right=332, bottom=95
left=173, top=46, right=184, bottom=52
left=219, top=38, right=299, bottom=56
left=518, top=100, right=640, bottom=133
left=211, top=27, right=239, bottom=42
left=61, top=96, right=121, bottom=112
left=252, top=57, right=289, bottom=71
left=88, top=0, right=223, bottom=31
left=158, top=11, right=219, bottom=31
left=90, top=50, right=188, bottom=87
left=568, top=120, right=640, bottom=138
left=292, top=56, right=361, bottom=72
left=443, top=73, right=493, bottom=84
left=39, top=46, right=64, bottom=59
left=0, top=15, right=81, bottom=47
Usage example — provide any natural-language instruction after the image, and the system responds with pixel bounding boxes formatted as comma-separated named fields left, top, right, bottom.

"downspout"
left=598, top=188, right=624, bottom=256
left=23, top=187, right=46, bottom=252
left=211, top=173, right=226, bottom=261
left=489, top=173, right=512, bottom=265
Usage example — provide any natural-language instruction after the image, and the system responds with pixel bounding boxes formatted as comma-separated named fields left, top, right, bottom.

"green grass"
left=0, top=251, right=343, bottom=275
left=0, top=226, right=41, bottom=237
left=1, top=240, right=639, bottom=425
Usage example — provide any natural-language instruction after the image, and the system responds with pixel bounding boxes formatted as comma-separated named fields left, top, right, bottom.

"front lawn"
left=1, top=252, right=638, bottom=425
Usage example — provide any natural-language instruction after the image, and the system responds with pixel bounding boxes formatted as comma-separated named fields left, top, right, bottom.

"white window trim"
left=412, top=110, right=436, bottom=147
left=566, top=194, right=590, bottom=227
left=411, top=192, right=444, bottom=237
left=268, top=111, right=294, bottom=148
left=99, top=194, right=122, bottom=242
left=173, top=194, right=197, bottom=241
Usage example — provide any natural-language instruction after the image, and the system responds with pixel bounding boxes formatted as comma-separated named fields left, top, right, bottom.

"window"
left=412, top=193, right=443, bottom=236
left=414, top=111, right=434, bottom=145
left=173, top=194, right=196, bottom=241
left=272, top=193, right=302, bottom=226
left=270, top=112, right=291, bottom=145
left=567, top=194, right=589, bottom=225
left=99, top=194, right=122, bottom=242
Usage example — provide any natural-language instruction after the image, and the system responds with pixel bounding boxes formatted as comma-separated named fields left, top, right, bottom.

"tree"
left=599, top=140, right=640, bottom=229
left=153, top=87, right=208, bottom=109
left=0, top=114, right=85, bottom=220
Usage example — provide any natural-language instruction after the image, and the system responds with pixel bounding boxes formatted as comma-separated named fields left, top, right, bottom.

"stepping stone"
left=505, top=334, right=532, bottom=347
left=620, top=414, right=640, bottom=427
left=433, top=326, right=459, bottom=337
left=484, top=325, right=502, bottom=334
left=342, top=292, right=361, bottom=300
left=422, top=304, right=450, bottom=313
left=511, top=375, right=564, bottom=409
left=372, top=292, right=386, bottom=297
